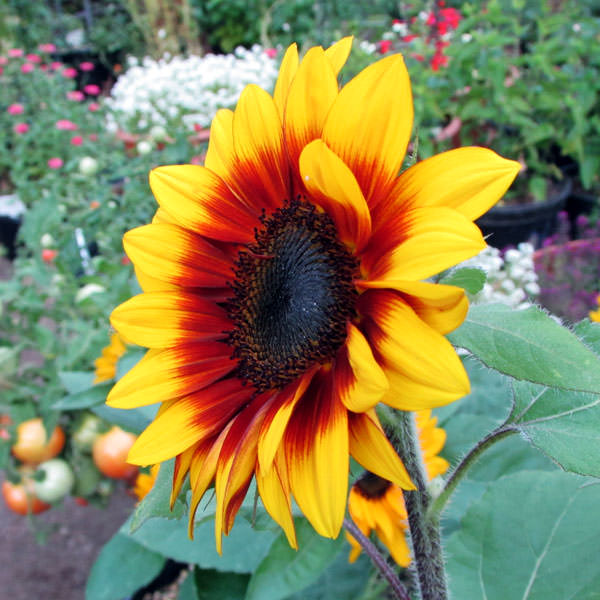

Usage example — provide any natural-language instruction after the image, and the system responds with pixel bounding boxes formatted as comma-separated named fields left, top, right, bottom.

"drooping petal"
left=357, top=280, right=468, bottom=335
left=299, top=140, right=371, bottom=252
left=107, top=342, right=235, bottom=408
left=361, top=290, right=470, bottom=409
left=127, top=379, right=253, bottom=465
left=232, top=84, right=289, bottom=210
left=324, top=36, right=353, bottom=75
left=257, top=369, right=316, bottom=473
left=273, top=43, right=299, bottom=119
left=124, top=223, right=234, bottom=288
left=322, top=54, right=413, bottom=208
left=204, top=109, right=235, bottom=182
left=284, top=48, right=338, bottom=183
left=362, top=207, right=486, bottom=282
left=150, top=165, right=259, bottom=243
left=171, top=441, right=200, bottom=508
left=284, top=373, right=349, bottom=538
left=348, top=410, right=414, bottom=489
left=333, top=323, right=388, bottom=413
left=256, top=450, right=297, bottom=549
left=378, top=146, right=522, bottom=221
left=110, top=292, right=231, bottom=348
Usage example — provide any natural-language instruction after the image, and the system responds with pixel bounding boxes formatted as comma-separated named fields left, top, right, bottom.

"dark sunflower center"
left=355, top=472, right=391, bottom=499
left=227, top=199, right=359, bottom=391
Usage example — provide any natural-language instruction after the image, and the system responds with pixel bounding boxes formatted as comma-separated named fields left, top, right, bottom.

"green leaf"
left=125, top=513, right=277, bottom=574
left=85, top=532, right=165, bottom=600
left=439, top=267, right=486, bottom=295
left=130, top=459, right=185, bottom=533
left=92, top=403, right=158, bottom=434
left=52, top=383, right=111, bottom=410
left=446, top=471, right=600, bottom=600
left=448, top=304, right=600, bottom=394
left=508, top=380, right=600, bottom=477
left=192, top=568, right=249, bottom=600
left=245, top=518, right=345, bottom=600
left=58, top=370, right=95, bottom=394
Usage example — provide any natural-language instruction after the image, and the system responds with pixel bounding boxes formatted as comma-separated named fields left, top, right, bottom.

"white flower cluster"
left=463, top=243, right=540, bottom=309
left=105, top=45, right=278, bottom=134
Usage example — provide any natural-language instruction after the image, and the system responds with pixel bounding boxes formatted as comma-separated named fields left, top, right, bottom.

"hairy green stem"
left=343, top=518, right=411, bottom=600
left=428, top=425, right=516, bottom=519
left=394, top=411, right=447, bottom=600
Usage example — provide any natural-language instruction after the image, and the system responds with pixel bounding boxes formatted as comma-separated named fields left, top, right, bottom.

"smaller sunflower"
left=133, top=464, right=160, bottom=501
left=589, top=295, right=600, bottom=322
left=346, top=409, right=448, bottom=565
left=93, top=333, right=127, bottom=384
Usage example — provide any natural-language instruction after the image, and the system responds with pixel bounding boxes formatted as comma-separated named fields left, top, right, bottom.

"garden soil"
left=0, top=256, right=137, bottom=599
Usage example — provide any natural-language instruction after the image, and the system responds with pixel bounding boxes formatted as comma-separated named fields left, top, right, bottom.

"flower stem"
left=428, top=425, right=516, bottom=520
left=394, top=410, right=447, bottom=600
left=343, top=518, right=411, bottom=600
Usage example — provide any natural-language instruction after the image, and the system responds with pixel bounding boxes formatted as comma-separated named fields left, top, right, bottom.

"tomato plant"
left=71, top=412, right=104, bottom=451
left=92, top=426, right=138, bottom=480
left=2, top=479, right=51, bottom=515
left=33, top=458, right=75, bottom=503
left=12, top=418, right=65, bottom=464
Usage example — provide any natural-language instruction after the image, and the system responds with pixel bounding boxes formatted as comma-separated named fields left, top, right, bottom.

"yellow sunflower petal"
left=232, top=84, right=288, bottom=210
left=362, top=290, right=470, bottom=409
left=150, top=165, right=259, bottom=243
left=285, top=383, right=349, bottom=538
left=324, top=36, right=353, bottom=75
left=273, top=43, right=299, bottom=120
left=171, top=441, right=200, bottom=508
left=107, top=342, right=234, bottom=409
left=383, top=146, right=521, bottom=221
left=364, top=207, right=486, bottom=282
left=348, top=410, right=414, bottom=490
left=110, top=292, right=230, bottom=348
left=204, top=108, right=234, bottom=181
left=284, top=48, right=338, bottom=181
left=333, top=323, right=388, bottom=413
left=322, top=54, right=412, bottom=207
left=299, top=139, right=371, bottom=252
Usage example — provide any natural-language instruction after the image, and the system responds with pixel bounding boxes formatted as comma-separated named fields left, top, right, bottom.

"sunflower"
left=346, top=409, right=449, bottom=565
left=108, top=38, right=520, bottom=551
left=93, top=332, right=127, bottom=383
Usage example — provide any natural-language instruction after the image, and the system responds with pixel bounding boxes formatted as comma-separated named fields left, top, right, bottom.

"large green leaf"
left=92, top=403, right=158, bottom=434
left=245, top=518, right=345, bottom=600
left=508, top=380, right=600, bottom=477
left=178, top=567, right=249, bottom=600
left=448, top=303, right=600, bottom=393
left=125, top=512, right=277, bottom=574
left=52, top=383, right=111, bottom=410
left=439, top=266, right=486, bottom=295
left=130, top=458, right=186, bottom=532
left=85, top=532, right=165, bottom=600
left=446, top=471, right=600, bottom=600
left=58, top=370, right=95, bottom=394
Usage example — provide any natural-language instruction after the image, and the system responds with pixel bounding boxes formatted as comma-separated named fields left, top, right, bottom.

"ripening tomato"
left=92, top=426, right=138, bottom=480
left=12, top=418, right=65, bottom=464
left=2, top=479, right=51, bottom=515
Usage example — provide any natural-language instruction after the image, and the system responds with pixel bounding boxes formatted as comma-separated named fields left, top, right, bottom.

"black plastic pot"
left=565, top=190, right=598, bottom=239
left=476, top=178, right=572, bottom=249
left=0, top=194, right=25, bottom=260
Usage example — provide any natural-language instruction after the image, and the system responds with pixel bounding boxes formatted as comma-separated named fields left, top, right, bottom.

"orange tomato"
left=2, top=480, right=51, bottom=515
left=12, top=418, right=65, bottom=464
left=92, top=426, right=138, bottom=480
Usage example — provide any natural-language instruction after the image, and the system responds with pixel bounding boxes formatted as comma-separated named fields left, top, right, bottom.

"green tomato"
left=72, top=413, right=104, bottom=451
left=33, top=458, right=74, bottom=503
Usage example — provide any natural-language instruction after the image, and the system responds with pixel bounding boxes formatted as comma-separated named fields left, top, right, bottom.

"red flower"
left=42, top=249, right=58, bottom=263
left=403, top=34, right=418, bottom=43
left=440, top=7, right=461, bottom=29
left=378, top=39, right=393, bottom=54
left=430, top=51, right=448, bottom=71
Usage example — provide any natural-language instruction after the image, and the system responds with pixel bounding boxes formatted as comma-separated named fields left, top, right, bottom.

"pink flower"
left=67, top=90, right=85, bottom=101
left=47, top=158, right=64, bottom=169
left=55, top=119, right=78, bottom=131
left=411, top=53, right=425, bottom=62
left=50, top=61, right=63, bottom=70
left=62, top=67, right=78, bottom=78
left=0, top=57, right=8, bottom=66
left=403, top=34, right=418, bottom=42
left=264, top=48, right=277, bottom=58
left=84, top=84, right=100, bottom=96
left=40, top=64, right=48, bottom=72
left=7, top=103, right=24, bottom=115
left=13, top=122, right=29, bottom=134
left=378, top=39, right=393, bottom=54
left=21, top=62, right=35, bottom=74
left=79, top=61, right=94, bottom=71
left=88, top=102, right=100, bottom=112
left=0, top=67, right=3, bottom=76
left=88, top=133, right=98, bottom=141
left=38, top=43, right=57, bottom=53
left=8, top=49, right=23, bottom=58
left=70, top=135, right=84, bottom=146
left=25, top=53, right=41, bottom=63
